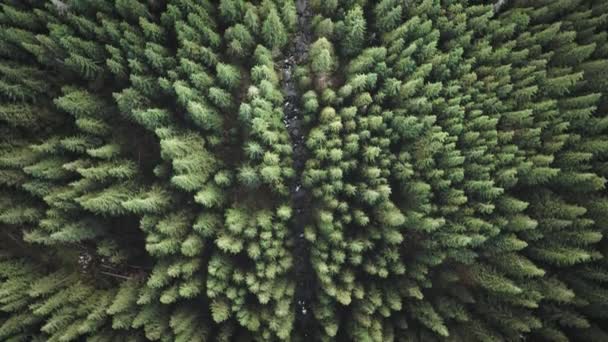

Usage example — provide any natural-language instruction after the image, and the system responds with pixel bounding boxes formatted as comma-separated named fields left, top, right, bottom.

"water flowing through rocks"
left=279, top=0, right=316, bottom=335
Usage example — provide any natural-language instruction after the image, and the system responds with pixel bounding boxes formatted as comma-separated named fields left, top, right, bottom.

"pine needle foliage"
left=0, top=0, right=607, bottom=341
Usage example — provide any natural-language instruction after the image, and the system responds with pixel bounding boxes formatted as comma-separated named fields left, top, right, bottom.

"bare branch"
left=494, top=0, right=510, bottom=14
left=99, top=271, right=132, bottom=280
left=50, top=0, right=70, bottom=15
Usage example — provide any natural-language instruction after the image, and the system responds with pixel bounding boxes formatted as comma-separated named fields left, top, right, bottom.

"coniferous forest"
left=1, top=0, right=608, bottom=341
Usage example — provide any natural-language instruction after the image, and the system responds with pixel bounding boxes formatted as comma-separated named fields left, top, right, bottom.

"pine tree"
left=339, top=5, right=366, bottom=57
left=262, top=7, right=288, bottom=51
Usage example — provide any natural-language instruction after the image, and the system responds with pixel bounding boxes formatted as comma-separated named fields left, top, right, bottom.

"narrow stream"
left=279, top=0, right=315, bottom=335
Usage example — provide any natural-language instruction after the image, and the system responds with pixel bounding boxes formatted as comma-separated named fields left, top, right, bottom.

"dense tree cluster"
left=0, top=0, right=607, bottom=341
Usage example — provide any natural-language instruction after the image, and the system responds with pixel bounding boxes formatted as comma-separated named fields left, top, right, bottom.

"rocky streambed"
left=279, top=0, right=317, bottom=335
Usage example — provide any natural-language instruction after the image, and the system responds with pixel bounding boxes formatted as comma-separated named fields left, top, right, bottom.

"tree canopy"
left=0, top=0, right=607, bottom=341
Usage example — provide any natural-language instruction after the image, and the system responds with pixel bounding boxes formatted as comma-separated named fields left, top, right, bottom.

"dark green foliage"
left=0, top=0, right=607, bottom=341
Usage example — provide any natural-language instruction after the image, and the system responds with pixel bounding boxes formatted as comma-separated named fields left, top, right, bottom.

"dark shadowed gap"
left=279, top=0, right=319, bottom=337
